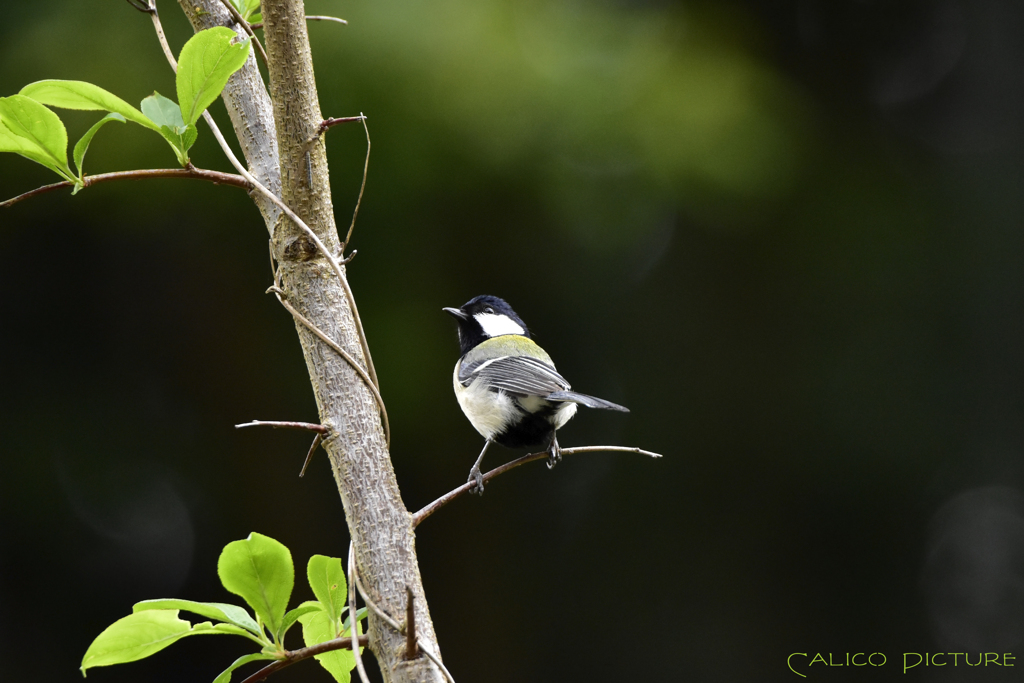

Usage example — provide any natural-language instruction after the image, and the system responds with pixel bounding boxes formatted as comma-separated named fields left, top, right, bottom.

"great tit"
left=444, top=295, right=629, bottom=493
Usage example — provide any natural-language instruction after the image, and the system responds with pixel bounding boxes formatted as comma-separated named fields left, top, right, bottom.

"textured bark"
left=177, top=2, right=444, bottom=682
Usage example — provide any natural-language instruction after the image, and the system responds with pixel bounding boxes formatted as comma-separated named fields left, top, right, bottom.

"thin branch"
left=235, top=420, right=328, bottom=433
left=333, top=115, right=380, bottom=391
left=299, top=433, right=322, bottom=477
left=237, top=633, right=370, bottom=683
left=341, top=114, right=370, bottom=252
left=267, top=286, right=391, bottom=446
left=217, top=0, right=270, bottom=66
left=348, top=542, right=373, bottom=683
left=1, top=168, right=250, bottom=208
left=140, top=1, right=178, bottom=70
left=317, top=115, right=366, bottom=136
left=250, top=15, right=348, bottom=30
left=306, top=15, right=348, bottom=25
left=412, top=446, right=663, bottom=527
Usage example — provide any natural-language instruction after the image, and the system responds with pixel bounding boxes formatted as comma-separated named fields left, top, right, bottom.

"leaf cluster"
left=230, top=0, right=263, bottom=24
left=0, top=27, right=250, bottom=192
left=81, top=533, right=366, bottom=683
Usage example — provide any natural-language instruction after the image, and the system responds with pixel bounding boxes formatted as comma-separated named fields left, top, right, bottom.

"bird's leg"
left=467, top=439, right=493, bottom=495
left=546, top=432, right=562, bottom=470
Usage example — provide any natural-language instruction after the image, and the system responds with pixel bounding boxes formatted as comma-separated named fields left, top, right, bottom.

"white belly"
left=454, top=363, right=514, bottom=440
left=452, top=361, right=579, bottom=440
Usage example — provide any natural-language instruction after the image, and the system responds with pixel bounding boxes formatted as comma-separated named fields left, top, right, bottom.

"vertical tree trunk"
left=177, top=3, right=444, bottom=681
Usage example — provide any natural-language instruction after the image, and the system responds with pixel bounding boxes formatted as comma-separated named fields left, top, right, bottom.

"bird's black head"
left=443, top=295, right=530, bottom=356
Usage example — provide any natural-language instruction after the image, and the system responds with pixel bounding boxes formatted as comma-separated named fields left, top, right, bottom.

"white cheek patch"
left=474, top=312, right=525, bottom=337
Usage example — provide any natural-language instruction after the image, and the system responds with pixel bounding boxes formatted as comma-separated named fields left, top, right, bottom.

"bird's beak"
left=443, top=307, right=468, bottom=320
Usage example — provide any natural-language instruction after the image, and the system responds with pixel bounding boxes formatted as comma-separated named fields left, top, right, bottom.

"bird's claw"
left=467, top=467, right=485, bottom=495
left=546, top=442, right=562, bottom=470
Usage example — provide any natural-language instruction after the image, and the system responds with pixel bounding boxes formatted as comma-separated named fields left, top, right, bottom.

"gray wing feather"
left=545, top=390, right=629, bottom=412
left=460, top=357, right=629, bottom=411
left=460, top=355, right=570, bottom=396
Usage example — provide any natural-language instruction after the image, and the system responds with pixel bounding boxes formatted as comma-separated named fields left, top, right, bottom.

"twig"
left=217, top=0, right=270, bottom=66
left=412, top=446, right=663, bottom=527
left=306, top=15, right=348, bottom=25
left=267, top=286, right=391, bottom=447
left=299, top=433, right=322, bottom=477
left=1, top=168, right=250, bottom=208
left=130, top=0, right=178, bottom=70
left=142, top=8, right=385, bottom=422
left=237, top=633, right=369, bottom=683
left=341, top=114, right=370, bottom=253
left=250, top=15, right=348, bottom=30
left=317, top=116, right=366, bottom=136
left=404, top=586, right=418, bottom=659
left=235, top=420, right=328, bottom=433
left=348, top=543, right=373, bottom=683
left=332, top=115, right=380, bottom=392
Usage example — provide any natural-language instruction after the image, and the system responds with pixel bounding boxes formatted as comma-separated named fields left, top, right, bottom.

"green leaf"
left=218, top=533, right=294, bottom=641
left=159, top=123, right=198, bottom=162
left=81, top=610, right=192, bottom=674
left=133, top=599, right=262, bottom=637
left=229, top=0, right=261, bottom=21
left=0, top=95, right=74, bottom=181
left=73, top=113, right=125, bottom=178
left=248, top=12, right=262, bottom=23
left=213, top=652, right=278, bottom=683
left=176, top=27, right=251, bottom=126
left=141, top=93, right=196, bottom=166
left=191, top=621, right=253, bottom=637
left=343, top=607, right=367, bottom=631
left=20, top=80, right=157, bottom=131
left=0, top=119, right=61, bottom=176
left=140, top=91, right=186, bottom=131
left=299, top=608, right=359, bottom=683
left=281, top=601, right=322, bottom=638
left=307, top=555, right=348, bottom=624
left=80, top=610, right=257, bottom=674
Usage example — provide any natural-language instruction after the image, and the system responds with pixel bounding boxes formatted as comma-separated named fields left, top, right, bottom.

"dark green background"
left=2, top=1, right=1023, bottom=681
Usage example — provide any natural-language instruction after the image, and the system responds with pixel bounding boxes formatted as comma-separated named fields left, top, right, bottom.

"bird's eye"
left=485, top=307, right=494, bottom=314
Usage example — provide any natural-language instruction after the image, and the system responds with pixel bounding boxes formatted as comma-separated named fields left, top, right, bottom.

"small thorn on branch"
left=318, top=115, right=367, bottom=136
left=307, top=15, right=348, bottom=25
left=299, top=433, right=322, bottom=478
left=234, top=421, right=329, bottom=477
left=404, top=586, right=419, bottom=660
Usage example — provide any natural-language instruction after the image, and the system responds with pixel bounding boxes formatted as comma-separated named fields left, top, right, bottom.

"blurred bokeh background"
left=2, top=0, right=1024, bottom=681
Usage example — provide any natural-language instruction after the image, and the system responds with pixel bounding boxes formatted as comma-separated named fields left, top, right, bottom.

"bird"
left=443, top=295, right=629, bottom=493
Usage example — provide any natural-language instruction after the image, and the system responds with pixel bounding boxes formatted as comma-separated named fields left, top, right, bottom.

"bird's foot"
left=546, top=440, right=562, bottom=470
left=467, top=467, right=485, bottom=495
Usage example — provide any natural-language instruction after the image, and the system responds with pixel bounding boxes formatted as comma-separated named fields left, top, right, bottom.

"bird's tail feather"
left=546, top=390, right=629, bottom=412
